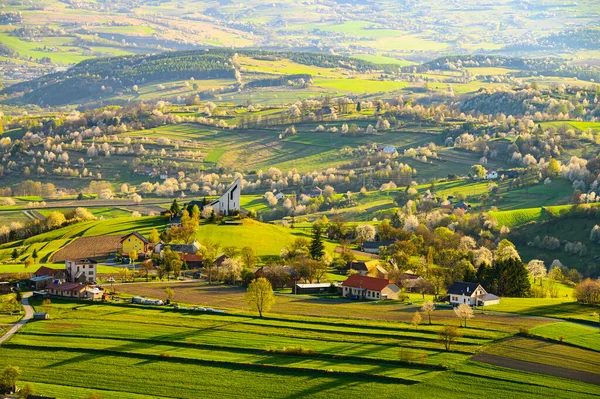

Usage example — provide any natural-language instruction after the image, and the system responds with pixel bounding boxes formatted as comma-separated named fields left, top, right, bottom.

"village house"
left=342, top=274, right=399, bottom=300
left=381, top=145, right=397, bottom=154
left=273, top=190, right=286, bottom=200
left=180, top=253, right=203, bottom=268
left=307, top=187, right=323, bottom=198
left=155, top=241, right=201, bottom=256
left=447, top=282, right=500, bottom=307
left=33, top=266, right=67, bottom=281
left=347, top=260, right=380, bottom=276
left=486, top=169, right=499, bottom=180
left=65, top=259, right=97, bottom=283
left=255, top=266, right=298, bottom=288
left=362, top=241, right=394, bottom=255
left=44, top=282, right=104, bottom=300
left=398, top=273, right=431, bottom=293
left=121, top=231, right=151, bottom=256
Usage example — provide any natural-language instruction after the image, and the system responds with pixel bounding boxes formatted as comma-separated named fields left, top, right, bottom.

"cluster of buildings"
left=30, top=259, right=105, bottom=300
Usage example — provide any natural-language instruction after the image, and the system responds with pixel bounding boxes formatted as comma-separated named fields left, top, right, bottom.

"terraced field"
left=0, top=296, right=598, bottom=398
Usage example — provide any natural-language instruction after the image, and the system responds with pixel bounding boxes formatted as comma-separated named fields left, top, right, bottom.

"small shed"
left=294, top=283, right=332, bottom=295
left=33, top=312, right=49, bottom=320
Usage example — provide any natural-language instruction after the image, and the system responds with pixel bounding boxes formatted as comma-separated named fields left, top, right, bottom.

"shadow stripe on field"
left=472, top=353, right=600, bottom=385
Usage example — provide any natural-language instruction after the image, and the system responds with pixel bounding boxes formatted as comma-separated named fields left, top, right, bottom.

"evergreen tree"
left=356, top=102, right=361, bottom=112
left=32, top=248, right=38, bottom=261
left=309, top=224, right=325, bottom=260
left=11, top=248, right=18, bottom=260
left=170, top=199, right=180, bottom=215
left=495, top=258, right=531, bottom=297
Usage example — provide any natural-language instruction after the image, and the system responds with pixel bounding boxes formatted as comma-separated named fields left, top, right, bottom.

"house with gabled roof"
left=155, top=240, right=201, bottom=256
left=341, top=274, right=399, bottom=300
left=121, top=231, right=151, bottom=255
left=447, top=282, right=500, bottom=307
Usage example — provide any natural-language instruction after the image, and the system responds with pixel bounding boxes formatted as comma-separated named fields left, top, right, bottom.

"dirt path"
left=472, top=353, right=600, bottom=385
left=0, top=292, right=33, bottom=345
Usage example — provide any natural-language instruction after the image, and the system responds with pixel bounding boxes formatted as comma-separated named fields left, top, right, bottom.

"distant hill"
left=1, top=50, right=394, bottom=107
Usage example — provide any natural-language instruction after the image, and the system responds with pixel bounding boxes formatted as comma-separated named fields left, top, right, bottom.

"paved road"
left=0, top=292, right=33, bottom=345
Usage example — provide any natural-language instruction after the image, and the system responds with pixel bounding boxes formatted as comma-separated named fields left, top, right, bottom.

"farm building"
left=180, top=253, right=203, bottom=268
left=362, top=241, right=394, bottom=254
left=34, top=266, right=67, bottom=280
left=45, top=282, right=104, bottom=300
left=294, top=283, right=332, bottom=294
left=255, top=266, right=298, bottom=288
left=65, top=259, right=97, bottom=283
left=347, top=260, right=382, bottom=276
left=341, top=275, right=399, bottom=300
left=502, top=170, right=519, bottom=178
left=33, top=312, right=49, bottom=320
left=454, top=201, right=470, bottom=211
left=121, top=231, right=151, bottom=255
left=215, top=254, right=230, bottom=268
left=447, top=282, right=500, bottom=307
left=398, top=273, right=431, bottom=293
left=155, top=241, right=201, bottom=256
left=29, top=276, right=53, bottom=290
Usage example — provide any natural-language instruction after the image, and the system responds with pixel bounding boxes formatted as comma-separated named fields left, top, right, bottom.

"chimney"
left=466, top=286, right=470, bottom=293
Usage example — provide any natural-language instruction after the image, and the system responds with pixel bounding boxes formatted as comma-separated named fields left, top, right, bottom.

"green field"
left=0, top=295, right=598, bottom=398
left=194, top=219, right=337, bottom=258
left=531, top=322, right=600, bottom=351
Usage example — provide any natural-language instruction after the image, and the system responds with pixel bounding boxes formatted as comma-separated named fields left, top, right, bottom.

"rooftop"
left=342, top=274, right=391, bottom=291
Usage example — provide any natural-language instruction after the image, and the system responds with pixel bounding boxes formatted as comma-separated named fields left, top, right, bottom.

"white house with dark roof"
left=447, top=282, right=500, bottom=307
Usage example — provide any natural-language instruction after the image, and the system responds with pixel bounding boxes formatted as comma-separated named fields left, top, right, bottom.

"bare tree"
left=438, top=326, right=462, bottom=351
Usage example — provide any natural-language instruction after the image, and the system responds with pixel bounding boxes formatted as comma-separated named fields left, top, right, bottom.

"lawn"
left=531, top=322, right=600, bottom=351
left=484, top=297, right=599, bottom=324
left=194, top=219, right=337, bottom=258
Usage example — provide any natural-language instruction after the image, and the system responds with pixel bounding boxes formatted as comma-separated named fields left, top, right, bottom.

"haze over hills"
left=0, top=1, right=600, bottom=399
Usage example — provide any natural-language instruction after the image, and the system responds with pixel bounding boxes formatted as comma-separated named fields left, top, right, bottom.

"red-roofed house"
left=33, top=266, right=67, bottom=281
left=45, top=282, right=104, bottom=300
left=341, top=274, right=400, bottom=300
left=45, top=282, right=87, bottom=298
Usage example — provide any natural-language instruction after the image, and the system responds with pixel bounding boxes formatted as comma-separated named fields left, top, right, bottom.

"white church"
left=189, top=179, right=240, bottom=216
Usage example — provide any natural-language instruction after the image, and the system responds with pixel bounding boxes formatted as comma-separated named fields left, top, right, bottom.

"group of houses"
left=30, top=259, right=105, bottom=300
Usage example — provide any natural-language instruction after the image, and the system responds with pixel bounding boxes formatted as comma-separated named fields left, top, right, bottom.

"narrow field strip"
left=472, top=353, right=600, bottom=386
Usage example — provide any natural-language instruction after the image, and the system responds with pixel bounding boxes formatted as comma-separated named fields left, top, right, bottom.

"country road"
left=0, top=292, right=33, bottom=345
